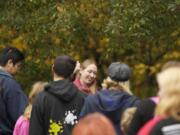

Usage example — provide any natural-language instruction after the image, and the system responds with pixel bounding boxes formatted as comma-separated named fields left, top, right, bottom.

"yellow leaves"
left=26, top=56, right=32, bottom=61
left=74, top=54, right=80, bottom=60
left=0, top=44, right=5, bottom=50
left=58, top=28, right=70, bottom=36
left=149, top=64, right=161, bottom=75
left=88, top=37, right=96, bottom=49
left=51, top=36, right=61, bottom=45
left=176, top=39, right=180, bottom=46
left=134, top=63, right=147, bottom=75
left=89, top=37, right=109, bottom=52
left=0, top=26, right=15, bottom=39
left=79, top=3, right=93, bottom=15
left=45, top=58, right=53, bottom=66
left=134, top=63, right=161, bottom=76
left=57, top=4, right=66, bottom=14
left=164, top=51, right=180, bottom=59
left=35, top=59, right=40, bottom=64
left=96, top=48, right=104, bottom=53
left=170, top=28, right=180, bottom=37
left=11, top=36, right=28, bottom=51
left=100, top=37, right=109, bottom=47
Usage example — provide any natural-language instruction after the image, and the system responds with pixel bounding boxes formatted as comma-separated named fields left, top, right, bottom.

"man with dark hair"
left=0, top=47, right=28, bottom=135
left=29, top=55, right=86, bottom=135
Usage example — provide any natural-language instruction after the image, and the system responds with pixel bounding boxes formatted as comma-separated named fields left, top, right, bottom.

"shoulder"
left=0, top=75, right=21, bottom=90
left=150, top=118, right=180, bottom=135
left=137, top=98, right=156, bottom=111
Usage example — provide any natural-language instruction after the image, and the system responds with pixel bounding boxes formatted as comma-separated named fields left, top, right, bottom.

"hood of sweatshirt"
left=44, top=79, right=78, bottom=102
left=95, top=89, right=136, bottom=111
left=84, top=89, right=139, bottom=123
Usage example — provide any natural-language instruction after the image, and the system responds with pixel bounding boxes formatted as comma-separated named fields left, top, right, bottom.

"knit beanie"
left=108, top=62, right=132, bottom=82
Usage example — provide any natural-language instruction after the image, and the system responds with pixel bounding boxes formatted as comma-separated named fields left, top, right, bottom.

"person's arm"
left=127, top=106, right=144, bottom=135
left=5, top=80, right=28, bottom=124
left=79, top=96, right=94, bottom=118
left=29, top=94, right=44, bottom=135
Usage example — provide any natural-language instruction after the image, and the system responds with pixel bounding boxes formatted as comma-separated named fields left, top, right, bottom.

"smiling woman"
left=74, top=59, right=98, bottom=94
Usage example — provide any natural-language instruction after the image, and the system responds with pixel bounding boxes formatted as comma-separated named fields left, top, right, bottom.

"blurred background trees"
left=0, top=0, right=179, bottom=97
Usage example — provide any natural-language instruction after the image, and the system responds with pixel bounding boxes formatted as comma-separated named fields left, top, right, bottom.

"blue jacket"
left=80, top=89, right=141, bottom=135
left=0, top=69, right=28, bottom=135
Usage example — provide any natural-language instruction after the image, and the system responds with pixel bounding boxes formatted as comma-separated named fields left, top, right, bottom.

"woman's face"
left=80, top=64, right=97, bottom=86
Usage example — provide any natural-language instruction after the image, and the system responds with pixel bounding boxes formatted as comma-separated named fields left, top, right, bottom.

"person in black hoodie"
left=80, top=62, right=141, bottom=135
left=29, top=55, right=86, bottom=135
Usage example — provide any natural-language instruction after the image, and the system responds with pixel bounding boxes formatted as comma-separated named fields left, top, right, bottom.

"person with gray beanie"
left=80, top=62, right=141, bottom=135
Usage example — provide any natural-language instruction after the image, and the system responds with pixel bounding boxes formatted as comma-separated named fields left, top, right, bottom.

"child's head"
left=156, top=67, right=180, bottom=120
left=157, top=67, right=180, bottom=98
left=121, top=107, right=137, bottom=135
left=102, top=62, right=133, bottom=95
left=28, top=81, right=48, bottom=103
left=23, top=81, right=48, bottom=119
left=72, top=113, right=116, bottom=135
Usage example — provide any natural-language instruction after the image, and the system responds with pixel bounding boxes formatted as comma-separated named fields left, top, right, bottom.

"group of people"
left=0, top=46, right=180, bottom=135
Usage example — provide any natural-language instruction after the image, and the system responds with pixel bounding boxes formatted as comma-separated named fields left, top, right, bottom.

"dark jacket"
left=80, top=89, right=141, bottom=135
left=127, top=98, right=156, bottom=135
left=29, top=79, right=86, bottom=135
left=0, top=69, right=28, bottom=135
left=150, top=118, right=180, bottom=135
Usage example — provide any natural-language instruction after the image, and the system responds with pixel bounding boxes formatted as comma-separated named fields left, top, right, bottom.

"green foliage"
left=0, top=0, right=179, bottom=97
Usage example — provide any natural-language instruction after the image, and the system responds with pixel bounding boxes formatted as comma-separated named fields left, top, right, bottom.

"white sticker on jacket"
left=64, top=110, right=78, bottom=125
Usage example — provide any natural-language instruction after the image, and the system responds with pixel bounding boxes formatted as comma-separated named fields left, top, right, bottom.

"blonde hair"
left=155, top=67, right=180, bottom=120
left=155, top=91, right=180, bottom=120
left=101, top=77, right=132, bottom=95
left=23, top=81, right=48, bottom=119
left=157, top=67, right=180, bottom=97
left=81, top=59, right=97, bottom=70
left=121, top=107, right=137, bottom=135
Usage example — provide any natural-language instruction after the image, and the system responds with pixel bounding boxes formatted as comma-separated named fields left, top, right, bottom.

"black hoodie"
left=29, top=79, right=86, bottom=135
